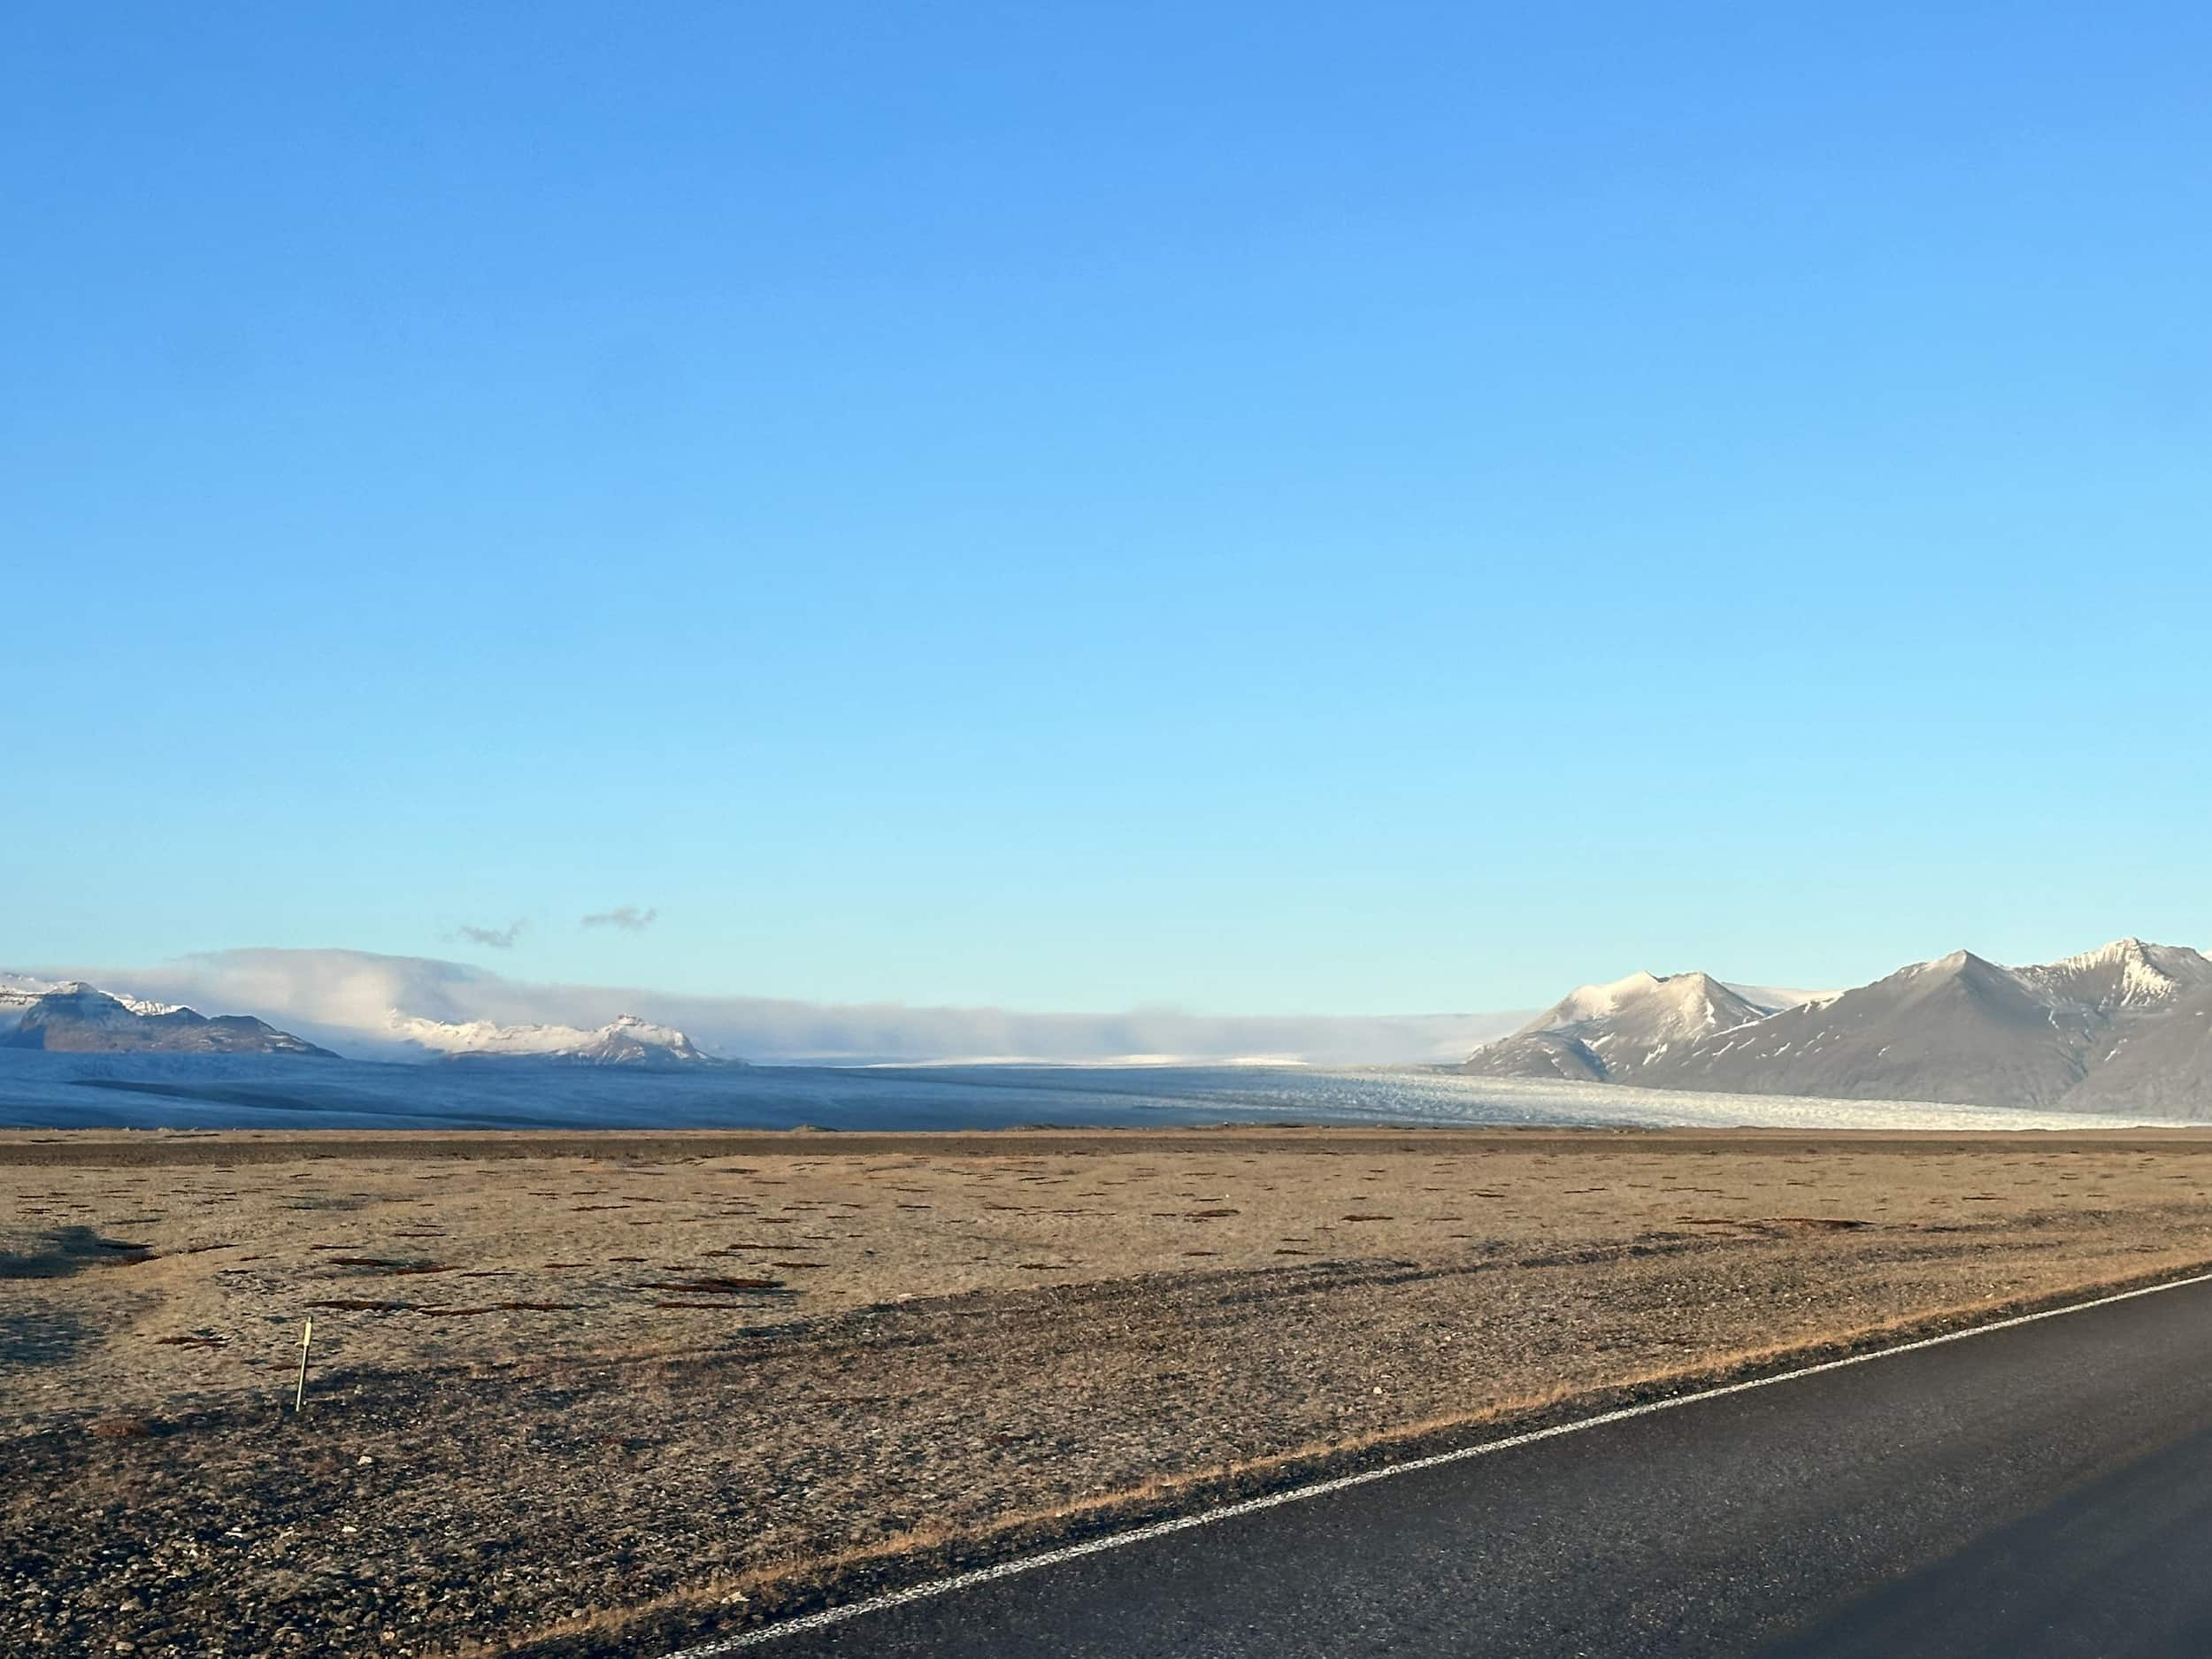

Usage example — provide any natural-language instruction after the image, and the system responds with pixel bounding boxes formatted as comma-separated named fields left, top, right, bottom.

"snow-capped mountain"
left=0, top=978, right=334, bottom=1056
left=1462, top=972, right=1794, bottom=1083
left=387, top=1010, right=729, bottom=1067
left=2016, top=938, right=2212, bottom=1014
left=1466, top=940, right=2212, bottom=1114
left=1, top=974, right=184, bottom=1018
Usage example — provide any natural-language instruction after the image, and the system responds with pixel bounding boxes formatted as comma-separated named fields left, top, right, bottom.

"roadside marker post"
left=295, top=1318, right=313, bottom=1411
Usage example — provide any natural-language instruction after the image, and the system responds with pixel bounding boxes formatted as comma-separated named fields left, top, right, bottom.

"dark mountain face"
left=1464, top=941, right=2212, bottom=1117
left=1639, top=952, right=2100, bottom=1108
left=2058, top=984, right=2212, bottom=1114
left=3, top=986, right=335, bottom=1056
left=1461, top=1030, right=1609, bottom=1082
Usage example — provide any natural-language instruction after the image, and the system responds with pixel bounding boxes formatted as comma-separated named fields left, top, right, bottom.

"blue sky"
left=7, top=3, right=2209, bottom=1015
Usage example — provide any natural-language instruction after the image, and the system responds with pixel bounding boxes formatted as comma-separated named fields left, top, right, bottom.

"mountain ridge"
left=1465, top=939, right=2212, bottom=1114
left=1463, top=971, right=1788, bottom=1086
left=386, top=1010, right=731, bottom=1067
left=0, top=979, right=335, bottom=1056
left=0, top=974, right=730, bottom=1065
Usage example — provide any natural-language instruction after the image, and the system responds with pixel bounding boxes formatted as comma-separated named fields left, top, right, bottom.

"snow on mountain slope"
left=1463, top=971, right=1773, bottom=1083
left=1722, top=982, right=1838, bottom=1014
left=1473, top=940, right=2212, bottom=1116
left=4, top=975, right=186, bottom=1018
left=1525, top=971, right=1774, bottom=1041
left=0, top=979, right=54, bottom=1016
left=1, top=980, right=334, bottom=1056
left=2016, top=938, right=2212, bottom=1013
left=388, top=1010, right=726, bottom=1066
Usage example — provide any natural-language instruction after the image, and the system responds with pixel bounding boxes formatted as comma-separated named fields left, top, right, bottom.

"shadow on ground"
left=0, top=1304, right=97, bottom=1368
left=0, top=1225, right=151, bottom=1279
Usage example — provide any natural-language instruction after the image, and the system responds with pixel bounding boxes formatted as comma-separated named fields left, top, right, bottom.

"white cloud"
left=55, top=947, right=1531, bottom=1067
left=454, top=920, right=525, bottom=949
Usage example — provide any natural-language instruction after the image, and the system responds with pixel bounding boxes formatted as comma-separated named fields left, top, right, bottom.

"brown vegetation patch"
left=639, top=1276, right=787, bottom=1294
left=327, top=1257, right=457, bottom=1274
left=1772, top=1217, right=1876, bottom=1230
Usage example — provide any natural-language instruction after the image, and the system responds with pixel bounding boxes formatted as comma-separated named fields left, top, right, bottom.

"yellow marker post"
left=295, top=1317, right=313, bottom=1411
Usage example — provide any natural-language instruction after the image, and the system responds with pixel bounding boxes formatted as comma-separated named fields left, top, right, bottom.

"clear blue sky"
left=7, top=3, right=2209, bottom=1014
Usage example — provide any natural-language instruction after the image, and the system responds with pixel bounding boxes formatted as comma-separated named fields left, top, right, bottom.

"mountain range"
left=1, top=976, right=728, bottom=1067
left=0, top=980, right=337, bottom=1056
left=387, top=1011, right=728, bottom=1067
left=15, top=940, right=2212, bottom=1109
left=1464, top=939, right=2212, bottom=1113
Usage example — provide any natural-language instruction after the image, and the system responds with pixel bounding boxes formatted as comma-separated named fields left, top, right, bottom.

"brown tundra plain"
left=8, top=1125, right=2212, bottom=1656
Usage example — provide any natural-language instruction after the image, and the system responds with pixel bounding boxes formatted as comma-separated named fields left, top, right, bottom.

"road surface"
left=710, top=1273, right=2212, bottom=1657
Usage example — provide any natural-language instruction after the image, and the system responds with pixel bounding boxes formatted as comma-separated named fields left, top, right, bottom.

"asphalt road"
left=732, top=1276, right=2212, bottom=1658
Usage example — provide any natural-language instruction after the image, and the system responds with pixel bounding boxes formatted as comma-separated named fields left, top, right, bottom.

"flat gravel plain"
left=6, top=1126, right=2212, bottom=1655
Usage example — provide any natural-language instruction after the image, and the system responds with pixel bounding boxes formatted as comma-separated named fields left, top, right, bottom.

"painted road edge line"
left=664, top=1265, right=2212, bottom=1655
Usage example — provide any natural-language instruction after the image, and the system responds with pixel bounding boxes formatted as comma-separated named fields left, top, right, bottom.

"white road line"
left=664, top=1267, right=2212, bottom=1655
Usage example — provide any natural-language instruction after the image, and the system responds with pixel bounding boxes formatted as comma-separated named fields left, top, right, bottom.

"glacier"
left=0, top=1051, right=2188, bottom=1134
